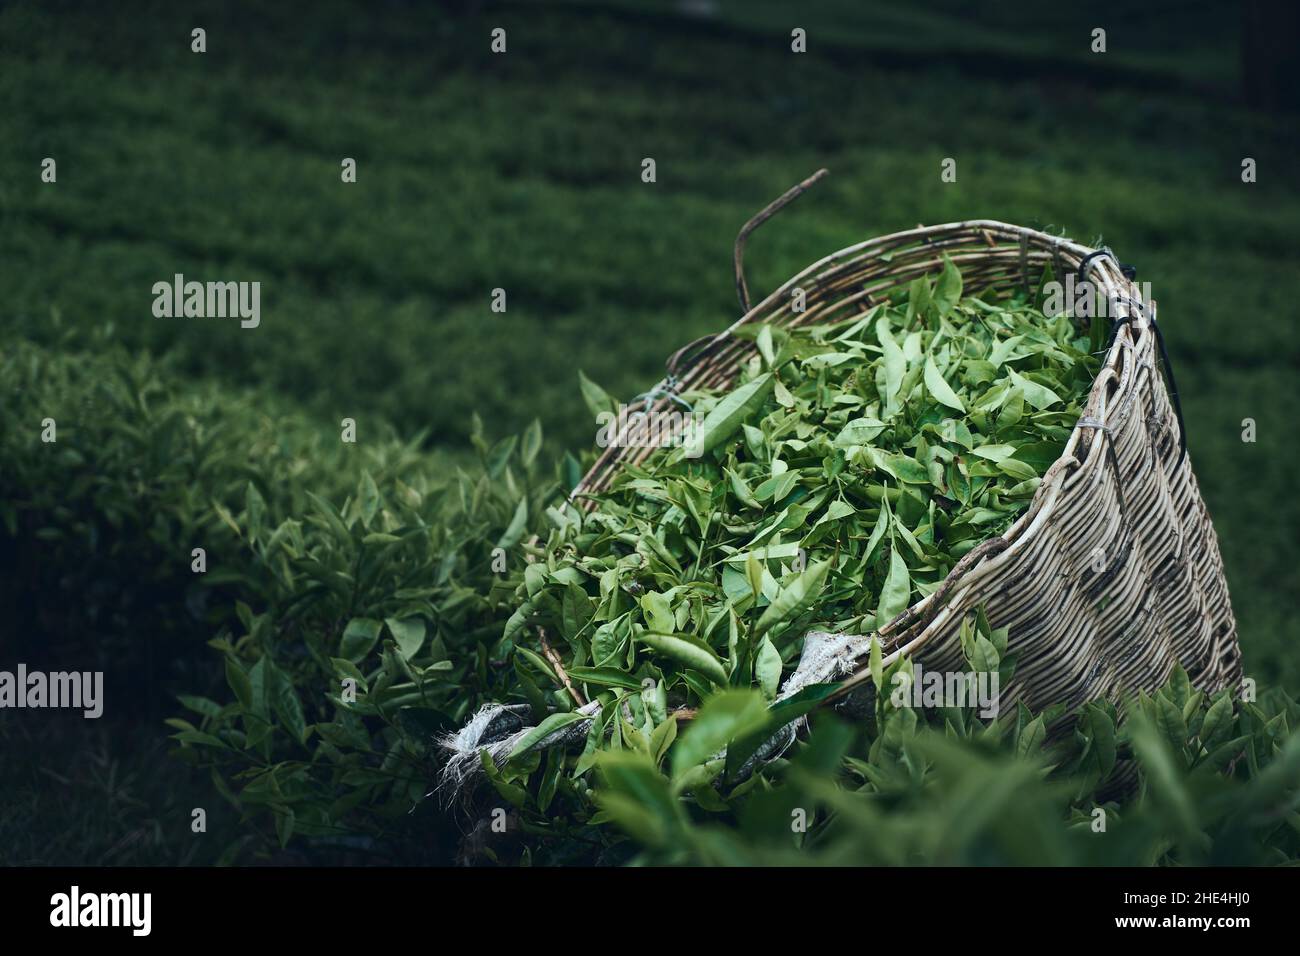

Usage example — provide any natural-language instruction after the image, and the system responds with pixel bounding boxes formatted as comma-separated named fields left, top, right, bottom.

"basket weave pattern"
left=573, top=221, right=1242, bottom=709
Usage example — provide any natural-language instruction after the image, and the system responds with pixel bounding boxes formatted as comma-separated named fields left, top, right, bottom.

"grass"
left=1, top=0, right=1296, bottom=863
left=0, top=718, right=239, bottom=865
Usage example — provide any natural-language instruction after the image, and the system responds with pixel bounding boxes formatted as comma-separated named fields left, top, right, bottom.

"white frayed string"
left=434, top=700, right=602, bottom=803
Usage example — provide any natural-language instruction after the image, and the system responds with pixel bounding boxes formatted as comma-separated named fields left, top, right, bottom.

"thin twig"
left=734, top=168, right=829, bottom=314
left=538, top=627, right=587, bottom=707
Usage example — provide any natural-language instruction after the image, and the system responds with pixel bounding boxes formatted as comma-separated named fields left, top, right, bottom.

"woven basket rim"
left=569, top=219, right=1165, bottom=680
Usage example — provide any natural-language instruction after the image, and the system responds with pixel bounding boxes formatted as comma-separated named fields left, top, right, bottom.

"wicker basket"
left=571, top=194, right=1241, bottom=711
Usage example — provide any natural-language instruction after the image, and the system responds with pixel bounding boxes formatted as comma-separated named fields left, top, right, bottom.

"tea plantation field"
left=1, top=0, right=1297, bottom=864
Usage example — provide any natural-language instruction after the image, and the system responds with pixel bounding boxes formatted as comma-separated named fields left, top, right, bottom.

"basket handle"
left=733, top=168, right=829, bottom=314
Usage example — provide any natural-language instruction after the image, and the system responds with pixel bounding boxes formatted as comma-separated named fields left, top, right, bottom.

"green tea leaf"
left=508, top=711, right=590, bottom=758
left=755, top=636, right=782, bottom=700
left=385, top=617, right=427, bottom=661
left=754, top=557, right=833, bottom=637
left=877, top=317, right=907, bottom=408
left=875, top=546, right=911, bottom=629
left=1007, top=368, right=1062, bottom=411
left=340, top=618, right=382, bottom=662
left=578, top=370, right=616, bottom=418
left=638, top=632, right=728, bottom=685
left=834, top=417, right=886, bottom=448
left=496, top=496, right=529, bottom=549
left=685, top=373, right=774, bottom=458
left=672, top=689, right=769, bottom=777
left=934, top=256, right=963, bottom=319
left=924, top=355, right=966, bottom=412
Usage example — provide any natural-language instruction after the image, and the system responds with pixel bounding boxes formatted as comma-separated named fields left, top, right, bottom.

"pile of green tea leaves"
left=511, top=260, right=1101, bottom=717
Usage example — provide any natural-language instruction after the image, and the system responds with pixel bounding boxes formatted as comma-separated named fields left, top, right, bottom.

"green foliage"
left=3, top=0, right=1298, bottom=865
left=0, top=339, right=561, bottom=858
left=0, top=338, right=447, bottom=681
left=592, top=668, right=1300, bottom=866
left=164, top=421, right=567, bottom=849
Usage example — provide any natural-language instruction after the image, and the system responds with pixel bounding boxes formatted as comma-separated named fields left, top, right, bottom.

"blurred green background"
left=1, top=0, right=1296, bottom=862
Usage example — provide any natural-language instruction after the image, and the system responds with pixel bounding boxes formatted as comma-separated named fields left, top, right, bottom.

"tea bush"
left=2, top=337, right=574, bottom=859
left=592, top=677, right=1300, bottom=866
left=166, top=419, right=575, bottom=854
left=1, top=337, right=454, bottom=699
